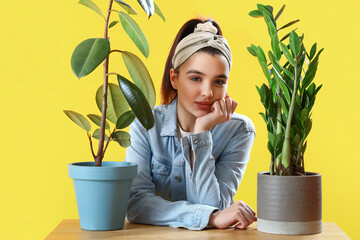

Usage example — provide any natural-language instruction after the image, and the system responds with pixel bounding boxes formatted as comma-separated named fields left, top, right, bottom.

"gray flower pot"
left=257, top=171, right=322, bottom=235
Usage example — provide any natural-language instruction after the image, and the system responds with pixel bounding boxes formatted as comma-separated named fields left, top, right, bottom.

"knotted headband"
left=172, top=21, right=232, bottom=70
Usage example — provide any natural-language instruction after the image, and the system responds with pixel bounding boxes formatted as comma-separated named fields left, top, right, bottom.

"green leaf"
left=300, top=108, right=308, bottom=122
left=92, top=128, right=109, bottom=141
left=257, top=4, right=276, bottom=28
left=263, top=14, right=281, bottom=60
left=279, top=97, right=289, bottom=118
left=117, top=74, right=154, bottom=130
left=303, top=61, right=319, bottom=89
left=154, top=1, right=165, bottom=22
left=265, top=5, right=273, bottom=13
left=109, top=21, right=119, bottom=28
left=247, top=46, right=257, bottom=56
left=119, top=11, right=150, bottom=58
left=302, top=141, right=307, bottom=154
left=272, top=67, right=291, bottom=104
left=280, top=42, right=295, bottom=66
left=274, top=4, right=285, bottom=21
left=115, top=0, right=137, bottom=15
left=249, top=10, right=262, bottom=18
left=259, top=112, right=267, bottom=124
left=279, top=64, right=294, bottom=80
left=116, top=110, right=136, bottom=129
left=289, top=31, right=301, bottom=57
left=112, top=131, right=131, bottom=147
left=78, top=0, right=105, bottom=19
left=278, top=19, right=300, bottom=31
left=309, top=43, right=317, bottom=60
left=64, top=110, right=91, bottom=132
left=268, top=131, right=275, bottom=145
left=293, top=134, right=300, bottom=148
left=71, top=38, right=110, bottom=78
left=96, top=83, right=129, bottom=124
left=121, top=51, right=156, bottom=108
left=136, top=0, right=154, bottom=17
left=87, top=114, right=110, bottom=129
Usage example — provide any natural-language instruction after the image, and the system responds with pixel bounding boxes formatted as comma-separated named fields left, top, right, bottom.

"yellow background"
left=0, top=0, right=359, bottom=239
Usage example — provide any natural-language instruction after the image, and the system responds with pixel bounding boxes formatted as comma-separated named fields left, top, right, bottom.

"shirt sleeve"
left=181, top=121, right=256, bottom=210
left=125, top=119, right=218, bottom=230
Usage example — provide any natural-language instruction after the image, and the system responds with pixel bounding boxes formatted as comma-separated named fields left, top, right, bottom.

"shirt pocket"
left=151, top=154, right=172, bottom=187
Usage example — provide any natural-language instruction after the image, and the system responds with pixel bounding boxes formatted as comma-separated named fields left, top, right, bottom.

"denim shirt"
left=125, top=97, right=256, bottom=230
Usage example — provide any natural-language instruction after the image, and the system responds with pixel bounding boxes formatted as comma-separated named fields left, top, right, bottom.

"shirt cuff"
left=189, top=205, right=218, bottom=230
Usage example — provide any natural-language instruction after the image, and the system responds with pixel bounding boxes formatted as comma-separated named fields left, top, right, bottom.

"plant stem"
left=95, top=0, right=114, bottom=167
left=87, top=133, right=96, bottom=159
left=103, top=128, right=117, bottom=155
left=281, top=54, right=301, bottom=170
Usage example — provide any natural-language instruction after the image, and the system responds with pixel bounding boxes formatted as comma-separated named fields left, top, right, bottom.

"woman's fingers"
left=231, top=99, right=238, bottom=113
left=212, top=101, right=222, bottom=116
left=234, top=201, right=256, bottom=230
left=234, top=211, right=249, bottom=229
left=225, top=97, right=232, bottom=118
left=246, top=204, right=256, bottom=216
left=218, top=98, right=226, bottom=117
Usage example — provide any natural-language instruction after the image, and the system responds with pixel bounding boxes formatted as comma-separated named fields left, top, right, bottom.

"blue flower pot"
left=68, top=161, right=137, bottom=231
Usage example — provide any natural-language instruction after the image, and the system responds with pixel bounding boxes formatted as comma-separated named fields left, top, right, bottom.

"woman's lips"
left=195, top=101, right=213, bottom=110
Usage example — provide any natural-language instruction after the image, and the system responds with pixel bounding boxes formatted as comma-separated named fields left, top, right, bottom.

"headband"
left=172, top=22, right=232, bottom=70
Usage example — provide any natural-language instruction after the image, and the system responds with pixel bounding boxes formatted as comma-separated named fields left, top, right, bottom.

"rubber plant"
left=247, top=4, right=324, bottom=175
left=64, top=0, right=165, bottom=166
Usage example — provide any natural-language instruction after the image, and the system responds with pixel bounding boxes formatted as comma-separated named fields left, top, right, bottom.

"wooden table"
left=45, top=220, right=350, bottom=240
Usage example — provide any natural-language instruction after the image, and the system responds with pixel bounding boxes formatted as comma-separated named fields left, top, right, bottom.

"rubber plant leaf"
left=96, top=83, right=129, bottom=124
left=92, top=128, right=109, bottom=141
left=119, top=12, right=150, bottom=58
left=109, top=21, right=119, bottom=28
left=137, top=0, right=154, bottom=17
left=117, top=74, right=154, bottom=130
left=112, top=131, right=131, bottom=147
left=64, top=110, right=91, bottom=132
left=154, top=1, right=165, bottom=22
left=121, top=51, right=155, bottom=108
left=71, top=38, right=110, bottom=78
left=115, top=0, right=137, bottom=15
left=116, top=110, right=136, bottom=129
left=87, top=114, right=110, bottom=129
left=78, top=0, right=105, bottom=19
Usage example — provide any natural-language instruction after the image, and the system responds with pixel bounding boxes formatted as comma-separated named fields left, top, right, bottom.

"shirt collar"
left=160, top=96, right=178, bottom=137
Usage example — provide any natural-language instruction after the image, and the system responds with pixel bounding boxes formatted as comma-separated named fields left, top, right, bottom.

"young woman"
left=125, top=17, right=256, bottom=230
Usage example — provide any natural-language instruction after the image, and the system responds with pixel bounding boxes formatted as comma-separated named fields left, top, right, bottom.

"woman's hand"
left=208, top=200, right=257, bottom=229
left=194, top=95, right=238, bottom=134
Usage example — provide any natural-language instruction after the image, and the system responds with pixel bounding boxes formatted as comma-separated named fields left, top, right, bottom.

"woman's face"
left=170, top=51, right=230, bottom=120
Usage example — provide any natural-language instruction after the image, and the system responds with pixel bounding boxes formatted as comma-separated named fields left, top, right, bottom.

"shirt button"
left=174, top=176, right=182, bottom=182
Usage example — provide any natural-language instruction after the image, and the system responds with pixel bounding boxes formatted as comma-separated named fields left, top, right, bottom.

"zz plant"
left=247, top=4, right=324, bottom=175
left=64, top=0, right=165, bottom=166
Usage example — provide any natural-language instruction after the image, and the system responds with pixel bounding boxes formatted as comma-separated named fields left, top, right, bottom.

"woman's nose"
left=201, top=83, right=213, bottom=98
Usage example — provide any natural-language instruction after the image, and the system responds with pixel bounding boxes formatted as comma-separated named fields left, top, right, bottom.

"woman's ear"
left=169, top=68, right=178, bottom=90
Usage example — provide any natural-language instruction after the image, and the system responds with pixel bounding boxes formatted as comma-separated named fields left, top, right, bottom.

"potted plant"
left=247, top=4, right=324, bottom=235
left=64, top=0, right=165, bottom=231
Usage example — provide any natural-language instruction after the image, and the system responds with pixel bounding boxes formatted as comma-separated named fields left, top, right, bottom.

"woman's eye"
left=215, top=79, right=226, bottom=86
left=190, top=76, right=201, bottom=82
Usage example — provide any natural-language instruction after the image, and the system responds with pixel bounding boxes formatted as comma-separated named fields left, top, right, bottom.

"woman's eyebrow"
left=186, top=69, right=228, bottom=79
